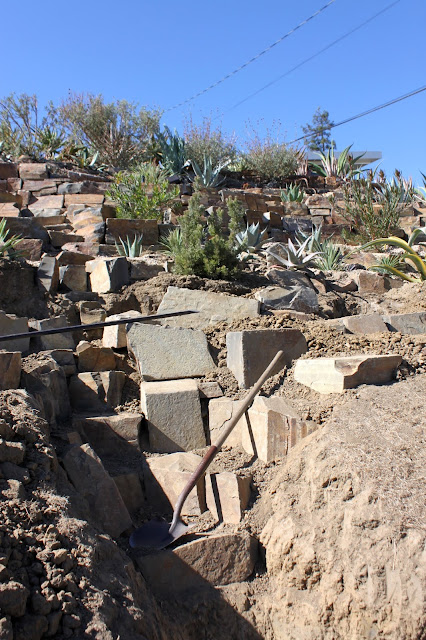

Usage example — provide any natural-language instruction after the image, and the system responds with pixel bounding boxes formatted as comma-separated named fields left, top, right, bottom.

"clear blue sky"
left=3, top=0, right=425, bottom=184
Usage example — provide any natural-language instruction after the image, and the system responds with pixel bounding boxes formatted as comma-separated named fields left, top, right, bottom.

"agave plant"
left=310, top=144, right=364, bottom=180
left=358, top=229, right=426, bottom=282
left=280, top=183, right=304, bottom=203
left=0, top=218, right=22, bottom=258
left=234, top=223, right=268, bottom=257
left=297, top=225, right=345, bottom=271
left=190, top=155, right=230, bottom=188
left=37, top=126, right=66, bottom=158
left=159, top=227, right=183, bottom=258
left=267, top=237, right=321, bottom=271
left=115, top=233, right=144, bottom=258
left=157, top=126, right=189, bottom=176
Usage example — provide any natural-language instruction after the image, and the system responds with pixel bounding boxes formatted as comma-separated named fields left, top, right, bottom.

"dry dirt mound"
left=255, top=374, right=426, bottom=640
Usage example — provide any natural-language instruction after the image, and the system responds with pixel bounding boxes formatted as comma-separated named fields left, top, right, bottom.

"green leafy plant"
left=0, top=218, right=22, bottom=258
left=157, top=126, right=188, bottom=175
left=0, top=93, right=46, bottom=158
left=370, top=253, right=405, bottom=275
left=160, top=227, right=183, bottom=257
left=343, top=170, right=414, bottom=242
left=234, top=223, right=268, bottom=258
left=166, top=191, right=242, bottom=279
left=267, top=237, right=320, bottom=271
left=184, top=115, right=237, bottom=168
left=280, top=183, right=304, bottom=203
left=106, top=163, right=179, bottom=220
left=37, top=126, right=66, bottom=158
left=243, top=125, right=299, bottom=181
left=115, top=233, right=144, bottom=257
left=310, top=144, right=364, bottom=180
left=190, top=155, right=230, bottom=188
left=357, top=229, right=426, bottom=282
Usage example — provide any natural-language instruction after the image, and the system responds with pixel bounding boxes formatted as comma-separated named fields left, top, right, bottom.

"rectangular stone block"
left=89, top=257, right=129, bottom=293
left=33, top=316, right=75, bottom=350
left=19, top=163, right=48, bottom=180
left=157, top=286, right=260, bottom=329
left=382, top=312, right=426, bottom=335
left=341, top=313, right=389, bottom=334
left=129, top=259, right=164, bottom=281
left=16, top=238, right=43, bottom=261
left=68, top=371, right=126, bottom=412
left=105, top=218, right=159, bottom=246
left=0, top=352, right=21, bottom=390
left=102, top=310, right=142, bottom=348
left=140, top=379, right=205, bottom=452
left=37, top=255, right=59, bottom=294
left=294, top=354, right=402, bottom=393
left=23, top=180, right=57, bottom=194
left=76, top=413, right=142, bottom=454
left=0, top=163, right=18, bottom=179
left=29, top=194, right=64, bottom=211
left=206, top=472, right=251, bottom=523
left=208, top=397, right=248, bottom=447
left=127, top=323, right=215, bottom=381
left=64, top=193, right=105, bottom=206
left=226, top=329, right=307, bottom=388
left=0, top=312, right=29, bottom=352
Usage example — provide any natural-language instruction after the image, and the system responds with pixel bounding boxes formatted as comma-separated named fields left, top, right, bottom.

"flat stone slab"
left=294, top=354, right=402, bottom=394
left=226, top=329, right=307, bottom=388
left=156, top=286, right=260, bottom=329
left=75, top=412, right=142, bottom=454
left=140, top=378, right=205, bottom=452
left=255, top=285, right=319, bottom=313
left=382, top=312, right=426, bottom=334
left=136, top=532, right=257, bottom=597
left=127, top=323, right=215, bottom=381
left=340, top=313, right=389, bottom=335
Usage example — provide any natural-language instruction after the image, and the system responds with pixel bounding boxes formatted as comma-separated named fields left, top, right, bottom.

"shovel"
left=129, top=349, right=284, bottom=551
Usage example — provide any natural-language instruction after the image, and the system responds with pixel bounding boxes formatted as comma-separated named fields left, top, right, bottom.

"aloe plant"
left=190, top=155, right=230, bottom=188
left=0, top=218, right=22, bottom=258
left=310, top=144, right=364, bottom=180
left=115, top=233, right=144, bottom=257
left=280, top=183, right=304, bottom=203
left=234, top=223, right=268, bottom=257
left=267, top=237, right=321, bottom=271
left=358, top=230, right=426, bottom=282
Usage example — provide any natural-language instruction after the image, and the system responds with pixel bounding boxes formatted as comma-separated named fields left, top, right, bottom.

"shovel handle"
left=169, top=350, right=284, bottom=531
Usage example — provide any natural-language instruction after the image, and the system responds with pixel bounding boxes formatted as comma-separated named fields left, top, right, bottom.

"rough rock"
left=140, top=379, right=206, bottom=452
left=382, top=311, right=426, bottom=334
left=89, top=257, right=129, bottom=293
left=137, top=533, right=257, bottom=597
left=102, top=310, right=142, bottom=348
left=226, top=329, right=307, bottom=388
left=68, top=371, right=125, bottom=412
left=76, top=341, right=116, bottom=372
left=144, top=452, right=206, bottom=516
left=19, top=163, right=48, bottom=180
left=156, top=286, right=260, bottom=329
left=0, top=311, right=29, bottom=352
left=75, top=412, right=142, bottom=453
left=105, top=218, right=159, bottom=246
left=128, top=258, right=165, bottom=281
left=59, top=265, right=87, bottom=292
left=294, top=354, right=403, bottom=393
left=0, top=351, right=21, bottom=390
left=206, top=472, right=252, bottom=523
left=33, top=316, right=75, bottom=350
left=112, top=473, right=144, bottom=513
left=341, top=313, right=389, bottom=334
left=37, top=255, right=59, bottom=294
left=62, top=444, right=132, bottom=538
left=255, top=285, right=319, bottom=313
left=0, top=581, right=29, bottom=617
left=127, top=323, right=215, bottom=381
left=21, top=355, right=71, bottom=425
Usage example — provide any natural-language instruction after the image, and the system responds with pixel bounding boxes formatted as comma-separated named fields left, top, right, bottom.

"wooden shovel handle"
left=170, top=350, right=284, bottom=531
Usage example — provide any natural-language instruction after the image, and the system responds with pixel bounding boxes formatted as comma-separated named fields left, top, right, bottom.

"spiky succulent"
left=357, top=230, right=426, bottom=282
left=267, top=237, right=320, bottom=271
left=115, top=233, right=144, bottom=258
left=234, top=222, right=268, bottom=257
left=280, top=183, right=304, bottom=203
left=0, top=218, right=22, bottom=259
left=297, top=225, right=344, bottom=271
left=190, top=155, right=230, bottom=188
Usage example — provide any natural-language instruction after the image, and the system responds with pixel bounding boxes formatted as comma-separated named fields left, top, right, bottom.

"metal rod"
left=0, top=310, right=198, bottom=342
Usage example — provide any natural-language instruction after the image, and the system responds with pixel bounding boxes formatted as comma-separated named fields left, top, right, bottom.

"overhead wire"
left=217, top=0, right=401, bottom=117
left=163, top=0, right=337, bottom=113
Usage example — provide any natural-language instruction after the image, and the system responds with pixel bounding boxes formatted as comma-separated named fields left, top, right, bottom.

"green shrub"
left=52, top=93, right=161, bottom=168
left=184, top=116, right=237, bottom=168
left=107, top=163, right=179, bottom=220
left=342, top=170, right=414, bottom=242
left=243, top=128, right=298, bottom=181
left=167, top=191, right=243, bottom=279
left=0, top=93, right=48, bottom=159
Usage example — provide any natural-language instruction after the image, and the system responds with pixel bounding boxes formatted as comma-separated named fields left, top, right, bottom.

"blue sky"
left=3, top=0, right=425, bottom=183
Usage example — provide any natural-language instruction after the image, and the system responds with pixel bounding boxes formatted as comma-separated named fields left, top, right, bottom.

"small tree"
left=302, top=108, right=334, bottom=153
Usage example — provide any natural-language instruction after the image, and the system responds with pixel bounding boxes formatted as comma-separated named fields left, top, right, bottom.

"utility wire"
left=219, top=0, right=401, bottom=117
left=288, top=84, right=426, bottom=145
left=163, top=0, right=337, bottom=113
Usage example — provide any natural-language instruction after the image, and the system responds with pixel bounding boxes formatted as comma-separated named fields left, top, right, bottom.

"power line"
left=163, top=0, right=337, bottom=113
left=288, top=84, right=426, bottom=145
left=219, top=0, right=401, bottom=117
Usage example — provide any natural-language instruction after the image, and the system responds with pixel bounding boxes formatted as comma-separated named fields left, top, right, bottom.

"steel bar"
left=0, top=310, right=198, bottom=343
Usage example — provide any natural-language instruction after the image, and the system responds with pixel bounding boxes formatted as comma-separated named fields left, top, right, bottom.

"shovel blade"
left=129, top=518, right=189, bottom=551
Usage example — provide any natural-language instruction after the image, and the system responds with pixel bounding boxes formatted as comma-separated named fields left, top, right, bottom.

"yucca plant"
left=115, top=233, right=144, bottom=257
left=0, top=218, right=22, bottom=258
left=310, top=144, right=364, bottom=180
left=190, top=154, right=230, bottom=188
left=358, top=229, right=426, bottom=282
left=267, top=237, right=320, bottom=271
left=160, top=227, right=183, bottom=257
left=280, top=183, right=304, bottom=203
left=234, top=222, right=268, bottom=258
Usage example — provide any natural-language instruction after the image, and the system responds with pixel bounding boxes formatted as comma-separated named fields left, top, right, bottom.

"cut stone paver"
left=127, top=323, right=215, bottom=381
left=0, top=311, right=29, bottom=352
left=206, top=472, right=251, bottom=523
left=294, top=354, right=402, bottom=393
left=89, top=257, right=129, bottom=293
left=136, top=533, right=257, bottom=597
left=62, top=444, right=132, bottom=538
left=156, top=286, right=260, bottom=329
left=144, top=452, right=206, bottom=516
left=0, top=351, right=21, bottom=390
left=140, top=379, right=205, bottom=452
left=226, top=329, right=307, bottom=388
left=382, top=312, right=426, bottom=334
left=103, top=311, right=141, bottom=348
left=208, top=398, right=249, bottom=447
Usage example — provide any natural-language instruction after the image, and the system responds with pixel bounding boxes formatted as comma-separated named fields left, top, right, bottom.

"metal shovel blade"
left=129, top=518, right=189, bottom=551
